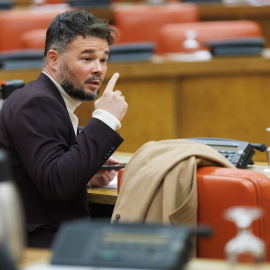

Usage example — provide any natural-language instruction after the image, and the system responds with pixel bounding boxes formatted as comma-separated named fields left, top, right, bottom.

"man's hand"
left=89, top=156, right=119, bottom=187
left=94, top=73, right=128, bottom=121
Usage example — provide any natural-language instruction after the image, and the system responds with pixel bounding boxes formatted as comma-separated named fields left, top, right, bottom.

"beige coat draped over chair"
left=112, top=139, right=235, bottom=226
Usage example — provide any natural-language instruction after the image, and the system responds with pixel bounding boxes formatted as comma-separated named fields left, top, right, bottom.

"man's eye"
left=84, top=57, right=91, bottom=61
left=101, top=58, right=108, bottom=63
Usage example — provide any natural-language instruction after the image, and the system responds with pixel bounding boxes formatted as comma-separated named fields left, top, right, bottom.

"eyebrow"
left=81, top=49, right=109, bottom=55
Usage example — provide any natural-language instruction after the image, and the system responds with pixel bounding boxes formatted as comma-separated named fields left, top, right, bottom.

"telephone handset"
left=186, top=137, right=266, bottom=169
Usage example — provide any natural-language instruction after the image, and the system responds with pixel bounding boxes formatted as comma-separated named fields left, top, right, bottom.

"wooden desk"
left=18, top=248, right=270, bottom=269
left=87, top=187, right=117, bottom=205
left=87, top=152, right=131, bottom=205
left=1, top=54, right=270, bottom=162
left=87, top=162, right=270, bottom=205
left=19, top=248, right=51, bottom=268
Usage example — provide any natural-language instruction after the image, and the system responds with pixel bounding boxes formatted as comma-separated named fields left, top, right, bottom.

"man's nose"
left=91, top=60, right=102, bottom=74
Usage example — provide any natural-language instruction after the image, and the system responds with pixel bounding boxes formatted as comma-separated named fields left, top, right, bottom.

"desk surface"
left=87, top=152, right=131, bottom=205
left=18, top=248, right=270, bottom=270
left=87, top=161, right=270, bottom=205
left=87, top=186, right=117, bottom=205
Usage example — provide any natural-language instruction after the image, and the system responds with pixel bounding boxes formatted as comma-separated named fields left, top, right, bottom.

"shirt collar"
left=42, top=71, right=81, bottom=113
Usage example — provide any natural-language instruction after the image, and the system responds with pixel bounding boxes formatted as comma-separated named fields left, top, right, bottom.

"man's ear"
left=47, top=49, right=60, bottom=71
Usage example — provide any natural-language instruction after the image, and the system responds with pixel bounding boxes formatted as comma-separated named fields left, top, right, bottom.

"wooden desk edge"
left=87, top=187, right=117, bottom=205
left=18, top=248, right=51, bottom=268
left=87, top=165, right=270, bottom=206
left=19, top=248, right=270, bottom=269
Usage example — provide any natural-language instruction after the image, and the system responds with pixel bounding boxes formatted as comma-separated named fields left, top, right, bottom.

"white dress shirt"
left=42, top=71, right=121, bottom=134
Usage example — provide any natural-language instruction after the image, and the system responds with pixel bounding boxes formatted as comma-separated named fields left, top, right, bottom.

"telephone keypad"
left=218, top=150, right=235, bottom=161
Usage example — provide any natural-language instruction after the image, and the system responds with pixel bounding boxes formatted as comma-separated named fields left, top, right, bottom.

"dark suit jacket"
left=0, top=73, right=123, bottom=233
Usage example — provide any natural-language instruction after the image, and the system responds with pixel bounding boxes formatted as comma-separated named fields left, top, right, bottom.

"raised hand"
left=94, top=73, right=128, bottom=121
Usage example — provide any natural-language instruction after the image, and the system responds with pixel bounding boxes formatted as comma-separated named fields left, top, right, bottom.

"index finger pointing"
left=104, top=73, right=119, bottom=93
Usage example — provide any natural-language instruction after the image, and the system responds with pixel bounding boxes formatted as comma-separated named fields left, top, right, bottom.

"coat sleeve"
left=11, top=94, right=123, bottom=202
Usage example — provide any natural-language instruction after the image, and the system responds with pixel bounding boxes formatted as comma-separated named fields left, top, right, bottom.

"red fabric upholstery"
left=0, top=9, right=70, bottom=52
left=113, top=3, right=199, bottom=44
left=19, top=25, right=120, bottom=50
left=20, top=28, right=47, bottom=50
left=156, top=20, right=262, bottom=54
left=117, top=167, right=270, bottom=261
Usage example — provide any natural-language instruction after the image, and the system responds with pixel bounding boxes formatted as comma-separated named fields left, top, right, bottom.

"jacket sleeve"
left=11, top=94, right=123, bottom=202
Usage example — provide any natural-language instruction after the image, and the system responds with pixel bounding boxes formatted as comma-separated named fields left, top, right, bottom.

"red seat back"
left=113, top=3, right=199, bottom=44
left=156, top=20, right=262, bottom=54
left=118, top=166, right=270, bottom=261
left=0, top=9, right=69, bottom=52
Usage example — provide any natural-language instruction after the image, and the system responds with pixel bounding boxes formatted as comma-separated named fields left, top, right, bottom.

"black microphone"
left=251, top=143, right=267, bottom=152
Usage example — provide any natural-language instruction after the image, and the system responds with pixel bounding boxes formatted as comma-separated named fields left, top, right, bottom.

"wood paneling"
left=1, top=54, right=270, bottom=162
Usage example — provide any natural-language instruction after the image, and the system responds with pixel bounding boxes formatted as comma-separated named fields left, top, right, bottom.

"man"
left=0, top=10, right=128, bottom=248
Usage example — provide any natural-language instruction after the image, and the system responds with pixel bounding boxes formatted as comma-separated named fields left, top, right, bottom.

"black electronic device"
left=68, top=0, right=110, bottom=7
left=185, top=137, right=266, bottom=169
left=108, top=42, right=155, bottom=62
left=207, top=37, right=265, bottom=57
left=0, top=80, right=25, bottom=111
left=0, top=80, right=24, bottom=100
left=0, top=49, right=43, bottom=70
left=102, top=163, right=126, bottom=170
left=51, top=220, right=197, bottom=270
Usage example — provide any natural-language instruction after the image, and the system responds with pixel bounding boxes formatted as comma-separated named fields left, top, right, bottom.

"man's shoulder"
left=10, top=73, right=61, bottom=103
left=2, top=74, right=64, bottom=117
left=21, top=73, right=56, bottom=96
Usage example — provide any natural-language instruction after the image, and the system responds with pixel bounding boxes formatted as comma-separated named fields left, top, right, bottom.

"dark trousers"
left=27, top=225, right=58, bottom=248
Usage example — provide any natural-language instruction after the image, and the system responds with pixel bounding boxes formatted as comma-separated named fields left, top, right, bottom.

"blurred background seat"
left=19, top=24, right=121, bottom=51
left=0, top=8, right=70, bottom=53
left=156, top=20, right=263, bottom=54
left=20, top=28, right=47, bottom=50
left=113, top=3, right=200, bottom=44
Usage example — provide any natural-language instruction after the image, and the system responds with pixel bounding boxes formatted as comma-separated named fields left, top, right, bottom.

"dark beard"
left=60, top=78, right=100, bottom=101
left=59, top=60, right=102, bottom=102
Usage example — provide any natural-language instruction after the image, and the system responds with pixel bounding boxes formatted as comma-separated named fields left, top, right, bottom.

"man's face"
left=56, top=35, right=109, bottom=101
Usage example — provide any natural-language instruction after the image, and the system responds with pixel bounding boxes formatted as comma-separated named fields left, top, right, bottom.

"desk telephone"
left=186, top=138, right=266, bottom=169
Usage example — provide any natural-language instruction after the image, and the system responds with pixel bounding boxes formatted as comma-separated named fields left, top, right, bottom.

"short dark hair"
left=43, top=10, right=117, bottom=65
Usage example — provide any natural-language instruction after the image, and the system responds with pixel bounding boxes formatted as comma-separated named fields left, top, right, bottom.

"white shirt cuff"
left=92, top=109, right=121, bottom=131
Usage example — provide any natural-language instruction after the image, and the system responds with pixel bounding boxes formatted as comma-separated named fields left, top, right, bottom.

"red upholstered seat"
left=0, top=9, right=70, bottom=52
left=20, top=28, right=47, bottom=50
left=156, top=20, right=262, bottom=54
left=118, top=166, right=270, bottom=261
left=19, top=25, right=120, bottom=50
left=113, top=3, right=199, bottom=44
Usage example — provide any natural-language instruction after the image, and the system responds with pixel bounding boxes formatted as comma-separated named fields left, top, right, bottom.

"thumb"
left=104, top=73, right=119, bottom=93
